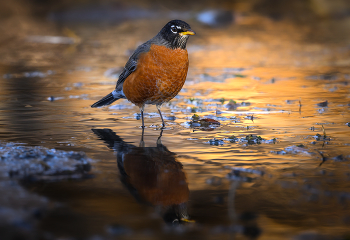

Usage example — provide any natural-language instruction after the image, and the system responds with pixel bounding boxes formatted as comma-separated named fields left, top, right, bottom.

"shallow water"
left=1, top=14, right=350, bottom=240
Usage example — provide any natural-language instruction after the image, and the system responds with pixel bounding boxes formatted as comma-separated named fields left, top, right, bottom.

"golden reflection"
left=92, top=128, right=191, bottom=224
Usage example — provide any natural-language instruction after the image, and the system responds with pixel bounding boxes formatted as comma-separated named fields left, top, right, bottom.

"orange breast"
left=123, top=44, right=189, bottom=107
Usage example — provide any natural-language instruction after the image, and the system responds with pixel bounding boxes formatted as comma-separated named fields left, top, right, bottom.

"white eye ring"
left=170, top=25, right=181, bottom=34
left=170, top=25, right=177, bottom=33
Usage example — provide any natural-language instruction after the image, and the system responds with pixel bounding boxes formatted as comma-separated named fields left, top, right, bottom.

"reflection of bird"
left=92, top=128, right=191, bottom=223
left=91, top=20, right=195, bottom=128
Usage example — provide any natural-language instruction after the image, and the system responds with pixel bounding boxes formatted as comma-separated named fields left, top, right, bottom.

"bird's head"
left=158, top=20, right=195, bottom=49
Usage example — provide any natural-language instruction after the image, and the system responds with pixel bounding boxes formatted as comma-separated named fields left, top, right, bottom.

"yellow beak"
left=180, top=30, right=196, bottom=36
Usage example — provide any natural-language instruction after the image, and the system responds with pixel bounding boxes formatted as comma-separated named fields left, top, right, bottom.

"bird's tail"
left=91, top=92, right=118, bottom=108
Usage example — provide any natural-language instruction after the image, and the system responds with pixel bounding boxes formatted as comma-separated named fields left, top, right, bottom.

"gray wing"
left=115, top=41, right=151, bottom=90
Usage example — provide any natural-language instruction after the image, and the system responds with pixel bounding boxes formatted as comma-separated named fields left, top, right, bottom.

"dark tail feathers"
left=91, top=92, right=118, bottom=108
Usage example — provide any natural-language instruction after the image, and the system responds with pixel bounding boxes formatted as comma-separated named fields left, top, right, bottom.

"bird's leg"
left=139, top=105, right=145, bottom=147
left=140, top=105, right=145, bottom=128
left=156, top=105, right=165, bottom=128
left=139, top=125, right=145, bottom=147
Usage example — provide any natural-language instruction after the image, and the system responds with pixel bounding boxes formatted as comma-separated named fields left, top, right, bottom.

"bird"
left=91, top=20, right=195, bottom=128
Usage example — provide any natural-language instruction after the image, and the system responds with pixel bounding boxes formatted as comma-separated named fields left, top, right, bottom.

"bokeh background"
left=1, top=0, right=350, bottom=68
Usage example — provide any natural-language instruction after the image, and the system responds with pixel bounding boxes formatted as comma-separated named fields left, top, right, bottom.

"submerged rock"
left=0, top=180, right=49, bottom=226
left=0, top=141, right=95, bottom=236
left=0, top=142, right=93, bottom=180
left=317, top=100, right=328, bottom=107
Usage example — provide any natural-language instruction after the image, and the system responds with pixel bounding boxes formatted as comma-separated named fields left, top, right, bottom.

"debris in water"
left=286, top=100, right=296, bottom=104
left=208, top=138, right=224, bottom=145
left=3, top=70, right=55, bottom=79
left=227, top=135, right=238, bottom=143
left=317, top=100, right=328, bottom=107
left=226, top=100, right=238, bottom=110
left=244, top=135, right=263, bottom=144
left=47, top=96, right=64, bottom=101
left=73, top=82, right=83, bottom=88
left=271, top=145, right=314, bottom=156
left=189, top=114, right=220, bottom=131
left=333, top=155, right=345, bottom=161
left=241, top=102, right=251, bottom=106
left=200, top=118, right=220, bottom=126
left=245, top=115, right=255, bottom=122
left=164, top=116, right=176, bottom=121
left=24, top=71, right=46, bottom=78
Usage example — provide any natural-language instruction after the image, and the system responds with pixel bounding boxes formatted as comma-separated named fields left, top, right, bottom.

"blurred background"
left=1, top=0, right=350, bottom=69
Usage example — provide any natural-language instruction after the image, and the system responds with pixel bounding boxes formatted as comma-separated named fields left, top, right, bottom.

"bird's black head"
left=157, top=20, right=195, bottom=49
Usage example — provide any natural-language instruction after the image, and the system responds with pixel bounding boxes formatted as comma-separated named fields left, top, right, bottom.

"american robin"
left=91, top=20, right=195, bottom=128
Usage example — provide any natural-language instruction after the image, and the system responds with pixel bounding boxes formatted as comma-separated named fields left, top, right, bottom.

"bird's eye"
left=170, top=26, right=178, bottom=33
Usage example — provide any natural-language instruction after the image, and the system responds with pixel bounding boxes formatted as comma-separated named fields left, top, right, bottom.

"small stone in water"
left=317, top=100, right=328, bottom=107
